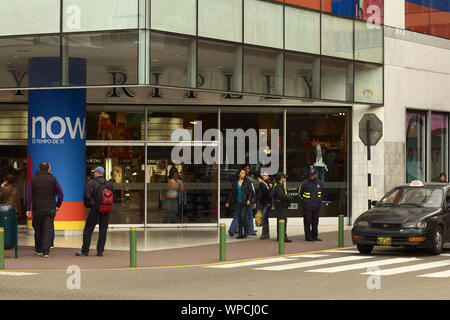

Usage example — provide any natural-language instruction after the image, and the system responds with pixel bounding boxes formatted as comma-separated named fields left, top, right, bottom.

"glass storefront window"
left=220, top=109, right=284, bottom=219
left=243, top=46, right=284, bottom=96
left=285, top=6, right=320, bottom=55
left=197, top=40, right=243, bottom=93
left=431, top=113, right=447, bottom=182
left=86, top=106, right=145, bottom=141
left=244, top=0, right=284, bottom=49
left=321, top=58, right=353, bottom=102
left=355, top=20, right=383, bottom=64
left=354, top=63, right=383, bottom=104
left=286, top=110, right=349, bottom=217
left=64, top=31, right=139, bottom=86
left=0, top=0, right=60, bottom=36
left=0, top=35, right=60, bottom=88
left=321, top=14, right=353, bottom=60
left=198, top=0, right=243, bottom=43
left=284, top=52, right=320, bottom=99
left=62, top=0, right=139, bottom=33
left=86, top=146, right=145, bottom=224
left=406, top=110, right=427, bottom=182
left=0, top=108, right=27, bottom=140
left=151, top=0, right=196, bottom=36
left=150, top=32, right=197, bottom=89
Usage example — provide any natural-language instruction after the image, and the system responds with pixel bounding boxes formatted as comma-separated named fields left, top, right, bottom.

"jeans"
left=32, top=208, right=56, bottom=255
left=81, top=209, right=111, bottom=254
left=261, top=204, right=271, bottom=225
left=247, top=205, right=256, bottom=235
left=314, top=166, right=325, bottom=182
left=228, top=203, right=241, bottom=235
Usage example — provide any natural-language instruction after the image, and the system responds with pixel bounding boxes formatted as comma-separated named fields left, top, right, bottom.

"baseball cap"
left=91, top=166, right=105, bottom=175
left=309, top=168, right=318, bottom=175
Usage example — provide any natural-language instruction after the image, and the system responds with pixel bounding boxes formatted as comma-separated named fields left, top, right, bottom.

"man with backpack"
left=76, top=166, right=116, bottom=257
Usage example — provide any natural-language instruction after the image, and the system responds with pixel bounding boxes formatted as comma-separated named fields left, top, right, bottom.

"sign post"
left=359, top=114, right=383, bottom=210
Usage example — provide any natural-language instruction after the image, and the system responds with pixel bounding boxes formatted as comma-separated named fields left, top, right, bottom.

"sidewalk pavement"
left=2, top=225, right=354, bottom=271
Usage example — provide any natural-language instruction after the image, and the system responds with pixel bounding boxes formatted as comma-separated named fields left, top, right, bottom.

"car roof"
left=397, top=182, right=449, bottom=188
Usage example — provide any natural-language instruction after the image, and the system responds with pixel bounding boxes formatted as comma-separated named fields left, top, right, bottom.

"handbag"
left=255, top=209, right=263, bottom=227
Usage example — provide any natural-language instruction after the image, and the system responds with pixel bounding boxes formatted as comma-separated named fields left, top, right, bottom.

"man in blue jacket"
left=299, top=168, right=323, bottom=242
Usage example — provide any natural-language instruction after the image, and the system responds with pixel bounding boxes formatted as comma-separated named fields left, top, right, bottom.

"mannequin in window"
left=97, top=112, right=113, bottom=140
left=307, top=138, right=327, bottom=182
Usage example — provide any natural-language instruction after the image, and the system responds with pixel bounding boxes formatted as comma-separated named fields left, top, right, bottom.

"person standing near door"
left=299, top=168, right=323, bottom=242
left=164, top=168, right=184, bottom=223
left=76, top=166, right=115, bottom=257
left=226, top=169, right=252, bottom=239
left=243, top=164, right=258, bottom=236
left=273, top=173, right=292, bottom=242
left=257, top=173, right=273, bottom=240
left=26, top=162, right=64, bottom=258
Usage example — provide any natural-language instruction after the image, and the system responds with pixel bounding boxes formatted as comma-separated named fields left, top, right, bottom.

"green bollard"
left=0, top=228, right=4, bottom=270
left=338, top=215, right=344, bottom=247
left=278, top=220, right=285, bottom=255
left=219, top=223, right=226, bottom=261
left=130, top=228, right=137, bottom=268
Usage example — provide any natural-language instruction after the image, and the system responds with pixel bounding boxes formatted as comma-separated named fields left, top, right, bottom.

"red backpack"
left=97, top=182, right=113, bottom=214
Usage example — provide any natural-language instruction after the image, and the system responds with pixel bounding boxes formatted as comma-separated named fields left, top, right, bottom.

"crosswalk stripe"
left=328, top=250, right=360, bottom=254
left=305, top=257, right=422, bottom=273
left=255, top=255, right=374, bottom=271
left=362, top=260, right=450, bottom=276
left=0, top=271, right=38, bottom=276
left=417, top=270, right=450, bottom=278
left=206, top=254, right=329, bottom=269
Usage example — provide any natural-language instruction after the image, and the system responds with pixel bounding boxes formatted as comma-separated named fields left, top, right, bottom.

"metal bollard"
left=130, top=228, right=137, bottom=268
left=219, top=223, right=226, bottom=262
left=278, top=220, right=285, bottom=255
left=338, top=215, right=344, bottom=247
left=0, top=228, right=4, bottom=269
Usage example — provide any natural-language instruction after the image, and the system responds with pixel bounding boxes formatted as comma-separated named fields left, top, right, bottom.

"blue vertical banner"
left=28, top=58, right=87, bottom=231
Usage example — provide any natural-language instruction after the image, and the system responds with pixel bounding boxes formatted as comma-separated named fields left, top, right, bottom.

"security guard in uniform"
left=273, top=173, right=292, bottom=242
left=299, top=168, right=323, bottom=242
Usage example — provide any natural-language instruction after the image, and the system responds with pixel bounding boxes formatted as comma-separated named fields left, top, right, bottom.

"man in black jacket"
left=299, top=168, right=323, bottom=242
left=273, top=173, right=292, bottom=242
left=256, top=173, right=272, bottom=240
left=26, top=162, right=64, bottom=258
left=76, top=166, right=116, bottom=257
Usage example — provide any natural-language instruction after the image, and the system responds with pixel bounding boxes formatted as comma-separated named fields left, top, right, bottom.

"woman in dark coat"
left=225, top=169, right=252, bottom=239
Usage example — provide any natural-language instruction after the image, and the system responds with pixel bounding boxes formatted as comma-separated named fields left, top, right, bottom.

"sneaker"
left=314, top=238, right=322, bottom=241
left=96, top=252, right=103, bottom=257
left=43, top=254, right=50, bottom=258
left=75, top=251, right=88, bottom=256
left=34, top=251, right=43, bottom=256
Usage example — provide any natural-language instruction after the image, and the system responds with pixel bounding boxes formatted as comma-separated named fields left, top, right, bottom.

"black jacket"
left=83, top=176, right=116, bottom=209
left=273, top=182, right=291, bottom=209
left=28, top=171, right=64, bottom=210
left=256, top=180, right=272, bottom=206
left=226, top=177, right=253, bottom=207
left=299, top=178, right=323, bottom=211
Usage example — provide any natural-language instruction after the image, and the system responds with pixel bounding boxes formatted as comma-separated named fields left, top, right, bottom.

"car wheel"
left=429, top=227, right=443, bottom=255
left=357, top=244, right=373, bottom=254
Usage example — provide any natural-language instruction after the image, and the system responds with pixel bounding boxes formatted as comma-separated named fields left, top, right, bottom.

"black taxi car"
left=352, top=181, right=450, bottom=255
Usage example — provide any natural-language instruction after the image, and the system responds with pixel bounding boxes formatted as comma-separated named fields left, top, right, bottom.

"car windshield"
left=378, top=187, right=443, bottom=208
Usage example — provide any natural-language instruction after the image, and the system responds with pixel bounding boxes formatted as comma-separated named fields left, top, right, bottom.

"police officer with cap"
left=299, top=167, right=323, bottom=241
left=273, top=173, right=292, bottom=242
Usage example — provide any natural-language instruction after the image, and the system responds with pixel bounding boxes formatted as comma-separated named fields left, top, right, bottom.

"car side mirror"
left=371, top=200, right=378, bottom=207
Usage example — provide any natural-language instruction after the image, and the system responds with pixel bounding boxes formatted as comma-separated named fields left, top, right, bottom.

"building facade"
left=0, top=0, right=448, bottom=233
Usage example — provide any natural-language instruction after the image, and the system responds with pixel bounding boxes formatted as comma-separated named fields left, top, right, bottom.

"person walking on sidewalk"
left=256, top=173, right=272, bottom=240
left=225, top=169, right=252, bottom=239
left=26, top=162, right=64, bottom=258
left=76, top=166, right=115, bottom=257
left=299, top=168, right=323, bottom=242
left=243, top=164, right=258, bottom=236
left=273, top=173, right=292, bottom=242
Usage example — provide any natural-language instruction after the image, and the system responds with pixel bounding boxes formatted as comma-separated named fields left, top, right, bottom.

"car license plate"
left=377, top=237, right=392, bottom=246
left=288, top=203, right=298, bottom=210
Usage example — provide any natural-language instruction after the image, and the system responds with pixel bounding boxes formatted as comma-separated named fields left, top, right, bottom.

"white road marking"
left=328, top=250, right=360, bottom=254
left=255, top=255, right=374, bottom=271
left=305, top=257, right=422, bottom=273
left=362, top=260, right=450, bottom=276
left=418, top=270, right=450, bottom=278
left=206, top=254, right=328, bottom=269
left=0, top=271, right=38, bottom=276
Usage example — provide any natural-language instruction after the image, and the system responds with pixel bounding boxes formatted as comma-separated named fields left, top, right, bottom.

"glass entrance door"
left=145, top=145, right=218, bottom=224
